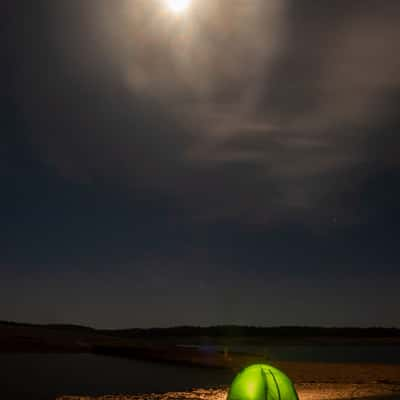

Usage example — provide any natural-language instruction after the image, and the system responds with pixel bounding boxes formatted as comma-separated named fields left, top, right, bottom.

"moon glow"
left=165, top=0, right=191, bottom=14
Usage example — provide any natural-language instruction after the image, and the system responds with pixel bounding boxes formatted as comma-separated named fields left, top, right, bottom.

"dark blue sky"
left=1, top=0, right=399, bottom=328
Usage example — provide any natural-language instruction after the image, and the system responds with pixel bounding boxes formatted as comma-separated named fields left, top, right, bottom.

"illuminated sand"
left=57, top=384, right=400, bottom=400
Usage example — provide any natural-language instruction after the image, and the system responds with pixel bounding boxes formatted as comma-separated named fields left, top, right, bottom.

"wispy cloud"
left=18, top=0, right=400, bottom=225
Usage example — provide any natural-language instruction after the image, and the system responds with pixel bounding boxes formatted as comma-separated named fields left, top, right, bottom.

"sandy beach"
left=56, top=383, right=400, bottom=400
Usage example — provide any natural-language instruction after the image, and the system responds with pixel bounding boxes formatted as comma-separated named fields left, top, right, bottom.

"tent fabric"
left=227, top=364, right=299, bottom=400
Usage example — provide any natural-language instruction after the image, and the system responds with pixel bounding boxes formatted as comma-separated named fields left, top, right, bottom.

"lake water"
left=1, top=344, right=400, bottom=400
left=0, top=353, right=234, bottom=400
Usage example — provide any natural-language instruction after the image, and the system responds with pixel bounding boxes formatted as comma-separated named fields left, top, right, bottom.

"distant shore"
left=2, top=321, right=400, bottom=355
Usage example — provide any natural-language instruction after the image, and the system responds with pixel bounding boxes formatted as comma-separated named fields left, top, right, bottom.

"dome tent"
left=227, top=364, right=299, bottom=400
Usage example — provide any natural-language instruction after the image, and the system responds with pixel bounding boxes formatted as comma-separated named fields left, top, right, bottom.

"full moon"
left=165, top=0, right=191, bottom=13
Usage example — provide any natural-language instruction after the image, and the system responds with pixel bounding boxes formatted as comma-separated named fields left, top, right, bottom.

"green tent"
left=227, top=364, right=299, bottom=400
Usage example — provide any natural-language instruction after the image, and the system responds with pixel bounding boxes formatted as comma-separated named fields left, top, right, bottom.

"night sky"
left=1, top=1, right=399, bottom=328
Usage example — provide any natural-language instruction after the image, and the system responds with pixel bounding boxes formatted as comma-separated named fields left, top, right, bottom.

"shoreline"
left=53, top=358, right=400, bottom=400
left=90, top=347, right=400, bottom=384
left=51, top=357, right=400, bottom=400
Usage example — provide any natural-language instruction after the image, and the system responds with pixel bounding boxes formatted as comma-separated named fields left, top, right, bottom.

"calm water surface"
left=0, top=354, right=233, bottom=400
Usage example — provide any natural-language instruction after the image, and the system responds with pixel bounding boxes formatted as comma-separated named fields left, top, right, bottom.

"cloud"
left=15, top=0, right=400, bottom=226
